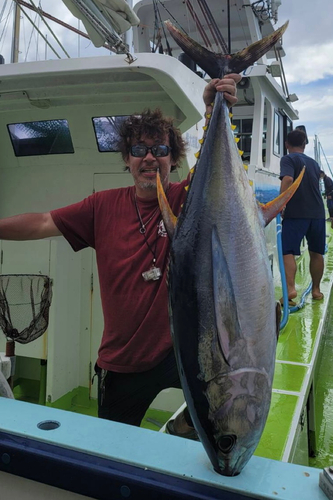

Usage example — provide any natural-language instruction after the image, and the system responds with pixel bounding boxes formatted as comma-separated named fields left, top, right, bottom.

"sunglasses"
left=130, top=144, right=171, bottom=158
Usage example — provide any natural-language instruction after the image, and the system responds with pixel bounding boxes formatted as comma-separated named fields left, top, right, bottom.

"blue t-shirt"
left=280, top=153, right=325, bottom=219
left=324, top=175, right=333, bottom=197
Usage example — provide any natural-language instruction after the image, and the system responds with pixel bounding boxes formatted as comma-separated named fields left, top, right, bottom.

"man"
left=280, top=129, right=325, bottom=306
left=0, top=74, right=241, bottom=438
left=321, top=170, right=333, bottom=228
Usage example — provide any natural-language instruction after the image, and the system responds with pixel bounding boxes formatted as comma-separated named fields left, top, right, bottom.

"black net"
left=0, top=274, right=53, bottom=344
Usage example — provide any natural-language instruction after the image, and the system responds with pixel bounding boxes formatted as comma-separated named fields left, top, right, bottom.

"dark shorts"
left=282, top=218, right=326, bottom=255
left=94, top=349, right=185, bottom=427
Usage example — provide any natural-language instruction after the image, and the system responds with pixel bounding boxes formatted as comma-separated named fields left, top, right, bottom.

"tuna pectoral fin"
left=212, top=226, right=241, bottom=365
left=260, top=167, right=305, bottom=227
left=156, top=170, right=177, bottom=239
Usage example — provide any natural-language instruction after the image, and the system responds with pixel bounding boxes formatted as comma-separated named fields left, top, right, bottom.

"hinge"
left=91, top=273, right=93, bottom=292
left=0, top=249, right=3, bottom=266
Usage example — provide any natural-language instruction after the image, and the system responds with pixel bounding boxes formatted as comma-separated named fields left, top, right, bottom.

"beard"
left=138, top=179, right=157, bottom=190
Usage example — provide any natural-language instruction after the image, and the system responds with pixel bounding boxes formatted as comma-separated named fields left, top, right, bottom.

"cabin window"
left=7, top=120, right=74, bottom=156
left=283, top=117, right=293, bottom=155
left=232, top=118, right=252, bottom=162
left=93, top=116, right=130, bottom=152
left=273, top=111, right=281, bottom=156
left=262, top=117, right=267, bottom=164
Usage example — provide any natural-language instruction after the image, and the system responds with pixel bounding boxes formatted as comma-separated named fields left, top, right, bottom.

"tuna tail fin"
left=260, top=166, right=305, bottom=227
left=156, top=170, right=177, bottom=239
left=228, top=21, right=288, bottom=74
left=165, top=20, right=288, bottom=78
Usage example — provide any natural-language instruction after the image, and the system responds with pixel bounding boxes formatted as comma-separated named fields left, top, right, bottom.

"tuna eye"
left=217, top=434, right=237, bottom=453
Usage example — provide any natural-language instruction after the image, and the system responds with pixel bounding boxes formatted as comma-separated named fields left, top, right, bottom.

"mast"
left=11, top=3, right=21, bottom=63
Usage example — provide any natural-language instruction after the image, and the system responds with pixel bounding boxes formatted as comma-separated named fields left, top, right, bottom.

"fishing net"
left=0, top=275, right=53, bottom=345
left=0, top=370, right=14, bottom=399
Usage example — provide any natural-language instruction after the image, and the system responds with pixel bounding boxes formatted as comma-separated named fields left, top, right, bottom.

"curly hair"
left=118, top=108, right=187, bottom=172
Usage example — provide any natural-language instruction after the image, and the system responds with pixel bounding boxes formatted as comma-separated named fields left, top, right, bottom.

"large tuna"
left=157, top=21, right=304, bottom=476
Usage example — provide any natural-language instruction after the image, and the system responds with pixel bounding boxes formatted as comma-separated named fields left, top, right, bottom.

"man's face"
left=127, top=135, right=174, bottom=198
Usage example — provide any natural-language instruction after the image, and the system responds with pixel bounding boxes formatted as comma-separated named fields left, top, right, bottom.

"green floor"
left=255, top=222, right=333, bottom=467
left=13, top=383, right=173, bottom=433
left=69, top=398, right=173, bottom=432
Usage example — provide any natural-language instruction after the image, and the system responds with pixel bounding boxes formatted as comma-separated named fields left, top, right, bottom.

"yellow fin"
left=195, top=151, right=200, bottom=158
left=156, top=170, right=177, bottom=239
left=260, top=166, right=305, bottom=227
left=231, top=124, right=237, bottom=131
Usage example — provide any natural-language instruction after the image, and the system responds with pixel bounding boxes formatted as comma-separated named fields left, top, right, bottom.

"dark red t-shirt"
left=50, top=181, right=188, bottom=373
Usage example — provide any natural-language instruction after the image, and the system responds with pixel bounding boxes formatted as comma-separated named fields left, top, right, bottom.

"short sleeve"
left=51, top=195, right=95, bottom=251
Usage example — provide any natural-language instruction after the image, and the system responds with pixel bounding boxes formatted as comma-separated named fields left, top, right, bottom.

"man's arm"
left=280, top=175, right=294, bottom=194
left=0, top=212, right=62, bottom=240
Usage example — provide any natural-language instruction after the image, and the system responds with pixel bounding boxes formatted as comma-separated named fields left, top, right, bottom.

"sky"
left=278, top=0, right=333, bottom=174
left=0, top=0, right=332, bottom=174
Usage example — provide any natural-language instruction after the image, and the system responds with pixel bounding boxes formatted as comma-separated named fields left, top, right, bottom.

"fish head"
left=203, top=368, right=272, bottom=476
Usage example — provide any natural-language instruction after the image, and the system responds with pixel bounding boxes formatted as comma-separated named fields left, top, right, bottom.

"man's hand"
left=203, top=74, right=242, bottom=109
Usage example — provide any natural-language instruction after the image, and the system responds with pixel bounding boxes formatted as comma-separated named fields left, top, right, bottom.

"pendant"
left=142, top=266, right=162, bottom=281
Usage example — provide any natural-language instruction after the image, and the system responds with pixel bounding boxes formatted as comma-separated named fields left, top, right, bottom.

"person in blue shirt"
left=321, top=170, right=333, bottom=228
left=280, top=129, right=325, bottom=306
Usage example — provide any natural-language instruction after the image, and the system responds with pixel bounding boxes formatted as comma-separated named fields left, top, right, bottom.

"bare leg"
left=309, top=251, right=324, bottom=299
left=283, top=254, right=297, bottom=300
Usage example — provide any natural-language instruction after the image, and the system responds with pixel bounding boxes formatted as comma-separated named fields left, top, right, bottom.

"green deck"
left=255, top=223, right=333, bottom=467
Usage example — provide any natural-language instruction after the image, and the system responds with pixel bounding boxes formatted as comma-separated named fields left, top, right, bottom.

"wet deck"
left=255, top=223, right=333, bottom=466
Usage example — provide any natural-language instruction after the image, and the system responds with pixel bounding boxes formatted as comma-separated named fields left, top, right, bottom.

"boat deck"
left=255, top=222, right=333, bottom=466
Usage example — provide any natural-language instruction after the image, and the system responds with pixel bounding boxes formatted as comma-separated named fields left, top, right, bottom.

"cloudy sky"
left=1, top=0, right=332, bottom=173
left=278, top=1, right=333, bottom=174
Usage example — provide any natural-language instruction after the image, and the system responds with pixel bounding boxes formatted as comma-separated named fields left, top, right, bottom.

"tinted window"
left=8, top=119, right=74, bottom=156
left=93, top=116, right=130, bottom=152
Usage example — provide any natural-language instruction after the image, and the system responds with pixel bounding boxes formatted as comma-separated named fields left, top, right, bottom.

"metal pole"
left=11, top=3, right=21, bottom=63
left=227, top=0, right=231, bottom=53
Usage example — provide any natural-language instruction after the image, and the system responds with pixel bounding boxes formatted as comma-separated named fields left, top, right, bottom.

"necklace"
left=134, top=194, right=160, bottom=234
left=134, top=193, right=162, bottom=281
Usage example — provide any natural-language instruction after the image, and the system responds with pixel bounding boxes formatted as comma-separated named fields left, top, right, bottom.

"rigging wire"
left=319, top=141, right=333, bottom=177
left=151, top=0, right=160, bottom=52
left=28, top=0, right=71, bottom=58
left=235, top=2, right=250, bottom=49
left=24, top=3, right=39, bottom=61
left=198, top=0, right=228, bottom=53
left=153, top=0, right=172, bottom=55
left=0, top=0, right=9, bottom=24
left=185, top=0, right=211, bottom=48
left=0, top=2, right=13, bottom=51
left=12, top=0, right=62, bottom=59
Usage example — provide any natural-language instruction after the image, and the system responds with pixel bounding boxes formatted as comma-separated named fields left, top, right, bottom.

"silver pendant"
left=142, top=266, right=162, bottom=281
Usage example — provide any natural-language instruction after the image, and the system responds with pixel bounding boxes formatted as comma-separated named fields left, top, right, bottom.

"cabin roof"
left=0, top=53, right=205, bottom=169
